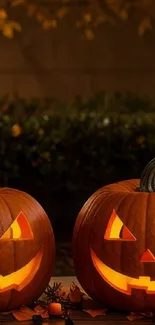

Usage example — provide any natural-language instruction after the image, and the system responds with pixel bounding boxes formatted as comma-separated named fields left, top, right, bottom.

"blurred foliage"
left=0, top=91, right=154, bottom=192
left=1, top=0, right=155, bottom=38
left=0, top=91, right=155, bottom=238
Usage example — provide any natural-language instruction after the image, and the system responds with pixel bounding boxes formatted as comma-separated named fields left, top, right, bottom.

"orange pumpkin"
left=0, top=187, right=55, bottom=311
left=73, top=158, right=155, bottom=311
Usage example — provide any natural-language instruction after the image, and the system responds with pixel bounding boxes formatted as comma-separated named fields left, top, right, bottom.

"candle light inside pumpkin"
left=48, top=302, right=62, bottom=316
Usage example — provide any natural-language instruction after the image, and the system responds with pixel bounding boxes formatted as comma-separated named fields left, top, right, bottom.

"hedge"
left=0, top=92, right=155, bottom=238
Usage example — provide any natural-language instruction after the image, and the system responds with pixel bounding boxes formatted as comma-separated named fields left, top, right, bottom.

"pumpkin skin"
left=73, top=164, right=155, bottom=311
left=0, top=187, right=55, bottom=311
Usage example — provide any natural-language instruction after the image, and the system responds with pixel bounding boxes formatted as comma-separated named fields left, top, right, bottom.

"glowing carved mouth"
left=0, top=247, right=43, bottom=293
left=90, top=247, right=155, bottom=295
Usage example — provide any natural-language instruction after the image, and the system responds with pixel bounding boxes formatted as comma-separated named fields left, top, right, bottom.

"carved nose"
left=140, top=249, right=155, bottom=262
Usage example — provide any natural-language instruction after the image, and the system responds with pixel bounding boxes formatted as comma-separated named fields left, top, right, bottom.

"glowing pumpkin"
left=0, top=187, right=55, bottom=311
left=73, top=158, right=155, bottom=311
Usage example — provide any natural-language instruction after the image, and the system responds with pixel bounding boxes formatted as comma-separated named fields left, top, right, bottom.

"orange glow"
left=0, top=246, right=43, bottom=293
left=1, top=212, right=33, bottom=240
left=104, top=209, right=136, bottom=241
left=90, top=247, right=155, bottom=295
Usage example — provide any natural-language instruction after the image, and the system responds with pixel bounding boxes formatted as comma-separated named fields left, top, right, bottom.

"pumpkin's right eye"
left=104, top=209, right=136, bottom=241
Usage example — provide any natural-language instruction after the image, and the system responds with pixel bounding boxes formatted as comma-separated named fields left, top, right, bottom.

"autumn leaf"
left=13, top=306, right=34, bottom=321
left=68, top=282, right=82, bottom=303
left=33, top=305, right=49, bottom=318
left=127, top=312, right=153, bottom=321
left=83, top=309, right=107, bottom=317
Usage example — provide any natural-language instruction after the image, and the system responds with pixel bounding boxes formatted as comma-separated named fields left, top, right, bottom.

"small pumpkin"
left=73, top=158, right=155, bottom=312
left=0, top=187, right=55, bottom=311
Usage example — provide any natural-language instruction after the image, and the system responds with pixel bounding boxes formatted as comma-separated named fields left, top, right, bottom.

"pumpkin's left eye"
left=0, top=212, right=34, bottom=240
left=104, top=209, right=136, bottom=241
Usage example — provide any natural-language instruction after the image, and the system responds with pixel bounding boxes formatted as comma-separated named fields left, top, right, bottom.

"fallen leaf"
left=142, top=312, right=153, bottom=317
left=68, top=282, right=82, bottom=303
left=13, top=307, right=35, bottom=321
left=83, top=309, right=107, bottom=317
left=34, top=305, right=49, bottom=318
left=127, top=312, right=145, bottom=321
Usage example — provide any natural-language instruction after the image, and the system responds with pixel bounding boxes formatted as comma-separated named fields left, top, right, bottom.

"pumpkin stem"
left=137, top=158, right=155, bottom=192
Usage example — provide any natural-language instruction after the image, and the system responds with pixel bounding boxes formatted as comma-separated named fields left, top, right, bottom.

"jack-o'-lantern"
left=73, top=158, right=155, bottom=312
left=0, top=187, right=55, bottom=311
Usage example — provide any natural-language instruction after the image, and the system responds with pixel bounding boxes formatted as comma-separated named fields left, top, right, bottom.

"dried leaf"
left=142, top=312, right=153, bottom=317
left=127, top=312, right=145, bottom=321
left=68, top=282, right=82, bottom=303
left=34, top=305, right=49, bottom=318
left=13, top=306, right=35, bottom=321
left=83, top=309, right=107, bottom=317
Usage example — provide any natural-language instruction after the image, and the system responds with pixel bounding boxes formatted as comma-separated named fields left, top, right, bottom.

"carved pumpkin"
left=73, top=158, right=155, bottom=312
left=0, top=187, right=55, bottom=311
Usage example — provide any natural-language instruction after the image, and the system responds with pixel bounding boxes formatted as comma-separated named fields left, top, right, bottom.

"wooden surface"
left=0, top=277, right=153, bottom=325
left=0, top=313, right=153, bottom=325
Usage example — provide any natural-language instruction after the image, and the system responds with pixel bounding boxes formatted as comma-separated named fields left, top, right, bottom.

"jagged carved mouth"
left=0, top=246, right=43, bottom=293
left=90, top=247, right=155, bottom=295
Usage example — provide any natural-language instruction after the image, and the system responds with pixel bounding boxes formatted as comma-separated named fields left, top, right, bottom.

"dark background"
left=0, top=92, right=154, bottom=244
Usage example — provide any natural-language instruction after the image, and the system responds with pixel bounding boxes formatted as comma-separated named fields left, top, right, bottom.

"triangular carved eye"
left=104, top=209, right=136, bottom=241
left=0, top=211, right=34, bottom=240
